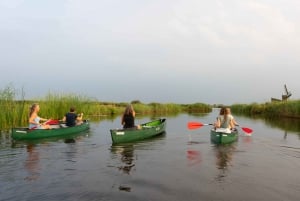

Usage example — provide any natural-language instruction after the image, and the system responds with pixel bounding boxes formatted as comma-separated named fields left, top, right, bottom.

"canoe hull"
left=11, top=120, right=90, bottom=140
left=210, top=128, right=238, bottom=144
left=110, top=118, right=166, bottom=144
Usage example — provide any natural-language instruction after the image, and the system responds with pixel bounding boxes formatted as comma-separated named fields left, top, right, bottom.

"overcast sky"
left=0, top=0, right=299, bottom=105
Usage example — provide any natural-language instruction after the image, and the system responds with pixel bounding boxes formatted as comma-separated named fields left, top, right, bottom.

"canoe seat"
left=142, top=125, right=153, bottom=128
left=60, top=124, right=68, bottom=128
left=215, top=128, right=231, bottom=133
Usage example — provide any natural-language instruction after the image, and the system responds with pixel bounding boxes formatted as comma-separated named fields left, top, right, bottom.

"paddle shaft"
left=187, top=121, right=253, bottom=134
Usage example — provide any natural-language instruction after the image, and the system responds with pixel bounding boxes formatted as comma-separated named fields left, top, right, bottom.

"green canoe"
left=110, top=118, right=166, bottom=144
left=11, top=120, right=90, bottom=140
left=210, top=128, right=238, bottom=144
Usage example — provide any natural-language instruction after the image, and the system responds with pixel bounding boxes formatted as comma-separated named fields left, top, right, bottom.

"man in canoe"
left=62, top=107, right=83, bottom=127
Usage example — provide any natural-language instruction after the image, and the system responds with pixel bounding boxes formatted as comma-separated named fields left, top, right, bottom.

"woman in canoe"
left=121, top=104, right=140, bottom=129
left=29, top=103, right=51, bottom=129
left=214, top=107, right=237, bottom=130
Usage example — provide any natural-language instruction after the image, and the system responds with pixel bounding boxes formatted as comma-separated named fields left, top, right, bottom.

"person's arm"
left=229, top=116, right=237, bottom=128
left=40, top=117, right=48, bottom=122
left=232, top=118, right=238, bottom=126
left=76, top=113, right=83, bottom=121
left=214, top=117, right=221, bottom=128
left=121, top=114, right=125, bottom=125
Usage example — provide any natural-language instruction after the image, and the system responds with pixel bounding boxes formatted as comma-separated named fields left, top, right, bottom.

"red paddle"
left=187, top=121, right=253, bottom=134
left=187, top=122, right=213, bottom=129
left=29, top=119, right=59, bottom=130
left=46, top=119, right=59, bottom=125
left=240, top=127, right=253, bottom=134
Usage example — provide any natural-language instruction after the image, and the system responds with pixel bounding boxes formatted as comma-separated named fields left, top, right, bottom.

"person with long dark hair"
left=214, top=107, right=237, bottom=130
left=121, top=104, right=139, bottom=129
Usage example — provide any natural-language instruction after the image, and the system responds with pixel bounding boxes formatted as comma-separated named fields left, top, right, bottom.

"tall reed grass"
left=0, top=85, right=212, bottom=130
left=183, top=103, right=212, bottom=113
left=0, top=84, right=26, bottom=131
left=231, top=100, right=300, bottom=118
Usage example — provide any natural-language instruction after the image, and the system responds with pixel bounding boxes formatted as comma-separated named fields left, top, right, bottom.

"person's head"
left=29, top=103, right=40, bottom=116
left=124, top=104, right=134, bottom=115
left=219, top=107, right=225, bottom=115
left=224, top=108, right=231, bottom=115
left=70, top=107, right=76, bottom=112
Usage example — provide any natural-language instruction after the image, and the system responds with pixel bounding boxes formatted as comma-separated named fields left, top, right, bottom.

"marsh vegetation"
left=231, top=100, right=300, bottom=118
left=0, top=85, right=211, bottom=130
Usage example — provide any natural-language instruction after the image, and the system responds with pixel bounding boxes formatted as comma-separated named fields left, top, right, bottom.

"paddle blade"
left=46, top=119, right=59, bottom=125
left=187, top=122, right=204, bottom=130
left=241, top=127, right=253, bottom=134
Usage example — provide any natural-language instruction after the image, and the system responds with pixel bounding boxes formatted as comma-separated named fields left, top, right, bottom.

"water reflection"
left=241, top=135, right=253, bottom=144
left=186, top=149, right=202, bottom=167
left=235, top=113, right=300, bottom=134
left=110, top=145, right=136, bottom=192
left=213, top=143, right=237, bottom=181
left=110, top=145, right=135, bottom=175
left=264, top=117, right=300, bottom=133
left=0, top=131, right=11, bottom=147
left=187, top=113, right=210, bottom=118
left=24, top=144, right=40, bottom=181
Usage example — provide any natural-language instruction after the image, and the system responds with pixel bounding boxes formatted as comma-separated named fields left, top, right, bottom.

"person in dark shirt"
left=121, top=104, right=139, bottom=129
left=62, top=107, right=83, bottom=127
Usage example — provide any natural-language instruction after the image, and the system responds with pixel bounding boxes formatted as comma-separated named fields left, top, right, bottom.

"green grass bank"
left=0, top=85, right=211, bottom=130
left=231, top=100, right=300, bottom=118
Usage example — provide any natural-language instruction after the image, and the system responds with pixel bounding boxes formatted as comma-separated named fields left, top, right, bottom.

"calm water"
left=1, top=109, right=300, bottom=201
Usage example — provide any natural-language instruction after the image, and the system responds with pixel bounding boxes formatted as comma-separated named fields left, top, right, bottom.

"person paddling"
left=62, top=107, right=83, bottom=127
left=29, top=103, right=51, bottom=129
left=214, top=107, right=238, bottom=130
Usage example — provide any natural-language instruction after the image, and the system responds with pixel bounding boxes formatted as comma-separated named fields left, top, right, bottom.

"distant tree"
left=131, top=100, right=142, bottom=104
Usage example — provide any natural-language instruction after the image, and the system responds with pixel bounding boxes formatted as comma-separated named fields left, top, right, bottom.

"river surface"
left=1, top=109, right=300, bottom=201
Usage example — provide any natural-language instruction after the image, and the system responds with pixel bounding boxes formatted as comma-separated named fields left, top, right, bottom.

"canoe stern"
left=11, top=120, right=90, bottom=140
left=210, top=128, right=238, bottom=144
left=110, top=118, right=166, bottom=144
